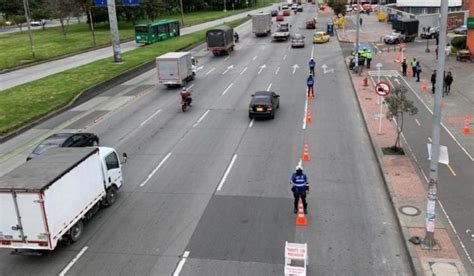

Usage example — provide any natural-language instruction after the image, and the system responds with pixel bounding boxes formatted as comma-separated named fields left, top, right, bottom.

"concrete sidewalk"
left=0, top=4, right=277, bottom=91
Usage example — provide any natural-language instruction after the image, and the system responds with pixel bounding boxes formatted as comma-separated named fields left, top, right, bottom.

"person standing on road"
left=431, top=70, right=437, bottom=93
left=444, top=71, right=453, bottom=96
left=306, top=74, right=314, bottom=98
left=366, top=49, right=372, bottom=69
left=411, top=58, right=417, bottom=78
left=401, top=58, right=407, bottom=76
left=290, top=166, right=309, bottom=214
left=415, top=61, right=422, bottom=82
left=308, top=58, right=316, bottom=76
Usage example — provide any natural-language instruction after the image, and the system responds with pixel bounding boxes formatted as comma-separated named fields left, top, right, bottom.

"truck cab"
left=99, top=147, right=124, bottom=193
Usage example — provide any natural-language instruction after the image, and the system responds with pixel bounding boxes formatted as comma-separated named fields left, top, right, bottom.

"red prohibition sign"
left=375, top=81, right=391, bottom=97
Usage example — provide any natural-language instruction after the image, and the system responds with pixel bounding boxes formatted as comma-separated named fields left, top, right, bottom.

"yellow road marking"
left=447, top=164, right=457, bottom=176
left=428, top=137, right=432, bottom=143
left=415, top=118, right=421, bottom=126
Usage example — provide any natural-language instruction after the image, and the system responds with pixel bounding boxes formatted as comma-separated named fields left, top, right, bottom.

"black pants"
left=366, top=58, right=371, bottom=69
left=402, top=67, right=407, bottom=76
left=307, top=85, right=314, bottom=96
left=444, top=84, right=451, bottom=95
left=293, top=188, right=307, bottom=210
left=412, top=67, right=416, bottom=77
left=309, top=67, right=315, bottom=76
left=432, top=83, right=436, bottom=93
left=416, top=71, right=420, bottom=82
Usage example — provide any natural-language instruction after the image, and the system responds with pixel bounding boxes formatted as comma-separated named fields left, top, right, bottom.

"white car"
left=291, top=4, right=298, bottom=10
left=30, top=21, right=42, bottom=26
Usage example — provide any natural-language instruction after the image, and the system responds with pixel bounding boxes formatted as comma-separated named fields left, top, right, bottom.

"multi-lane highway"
left=0, top=5, right=412, bottom=275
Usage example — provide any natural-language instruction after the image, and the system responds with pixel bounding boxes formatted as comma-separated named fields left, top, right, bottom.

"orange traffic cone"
left=306, top=109, right=312, bottom=123
left=302, top=143, right=311, bottom=162
left=295, top=198, right=308, bottom=226
left=407, top=66, right=413, bottom=77
left=421, top=80, right=427, bottom=92
left=463, top=115, right=472, bottom=135
left=394, top=52, right=401, bottom=63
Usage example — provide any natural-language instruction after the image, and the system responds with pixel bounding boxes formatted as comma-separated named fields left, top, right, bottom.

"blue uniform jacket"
left=291, top=173, right=308, bottom=188
left=307, top=76, right=314, bottom=86
left=309, top=60, right=316, bottom=68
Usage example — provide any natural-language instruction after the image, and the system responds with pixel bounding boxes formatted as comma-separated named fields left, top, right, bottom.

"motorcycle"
left=181, top=94, right=192, bottom=112
left=234, top=33, right=239, bottom=43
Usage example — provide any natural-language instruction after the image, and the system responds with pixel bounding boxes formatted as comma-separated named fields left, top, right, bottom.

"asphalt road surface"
left=0, top=5, right=412, bottom=275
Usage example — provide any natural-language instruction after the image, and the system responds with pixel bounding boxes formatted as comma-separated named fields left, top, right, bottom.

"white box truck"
left=0, top=147, right=126, bottom=251
left=252, top=13, right=272, bottom=37
left=156, top=52, right=197, bottom=87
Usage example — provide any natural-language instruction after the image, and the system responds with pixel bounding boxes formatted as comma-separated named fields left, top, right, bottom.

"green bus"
left=134, top=19, right=180, bottom=44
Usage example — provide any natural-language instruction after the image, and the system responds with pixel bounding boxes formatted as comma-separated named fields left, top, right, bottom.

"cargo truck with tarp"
left=206, top=25, right=235, bottom=56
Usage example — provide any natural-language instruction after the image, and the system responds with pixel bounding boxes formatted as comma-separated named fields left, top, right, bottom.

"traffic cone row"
left=295, top=198, right=308, bottom=226
left=463, top=115, right=472, bottom=135
left=306, top=109, right=312, bottom=123
left=302, top=143, right=311, bottom=162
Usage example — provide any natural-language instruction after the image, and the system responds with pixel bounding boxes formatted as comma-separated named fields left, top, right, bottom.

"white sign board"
left=285, top=243, right=307, bottom=260
left=285, top=265, right=306, bottom=276
left=427, top=144, right=449, bottom=165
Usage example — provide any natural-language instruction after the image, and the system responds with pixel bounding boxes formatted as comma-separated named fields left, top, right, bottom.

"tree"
left=45, top=0, right=78, bottom=36
left=12, top=15, right=26, bottom=32
left=31, top=8, right=53, bottom=30
left=0, top=0, right=23, bottom=20
left=327, top=0, right=346, bottom=16
left=385, top=86, right=418, bottom=151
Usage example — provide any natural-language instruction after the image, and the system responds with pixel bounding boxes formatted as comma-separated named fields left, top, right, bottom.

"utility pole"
left=422, top=0, right=448, bottom=249
left=22, top=0, right=36, bottom=59
left=107, top=0, right=122, bottom=63
left=355, top=0, right=360, bottom=56
left=179, top=0, right=185, bottom=26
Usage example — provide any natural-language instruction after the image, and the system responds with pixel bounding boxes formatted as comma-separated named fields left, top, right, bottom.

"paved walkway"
left=0, top=4, right=277, bottom=91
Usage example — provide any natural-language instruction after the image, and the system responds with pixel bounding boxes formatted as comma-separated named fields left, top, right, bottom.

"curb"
left=343, top=56, right=422, bottom=275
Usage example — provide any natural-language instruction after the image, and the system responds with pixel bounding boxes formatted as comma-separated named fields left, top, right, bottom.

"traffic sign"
left=94, top=0, right=107, bottom=6
left=375, top=81, right=391, bottom=97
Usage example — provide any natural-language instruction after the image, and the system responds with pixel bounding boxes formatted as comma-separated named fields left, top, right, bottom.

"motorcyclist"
left=234, top=31, right=239, bottom=43
left=180, top=87, right=192, bottom=107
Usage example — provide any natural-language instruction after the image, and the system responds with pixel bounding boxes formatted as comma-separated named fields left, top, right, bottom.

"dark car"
left=297, top=5, right=303, bottom=12
left=271, top=10, right=278, bottom=17
left=248, top=91, right=280, bottom=119
left=27, top=132, right=99, bottom=161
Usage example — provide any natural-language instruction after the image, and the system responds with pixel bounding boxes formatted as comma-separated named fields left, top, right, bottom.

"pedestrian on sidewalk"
left=401, top=58, right=407, bottom=76
left=444, top=71, right=453, bottom=96
left=431, top=70, right=436, bottom=93
left=411, top=58, right=417, bottom=78
left=445, top=43, right=451, bottom=58
left=435, top=46, right=438, bottom=60
left=366, top=49, right=372, bottom=69
left=359, top=17, right=363, bottom=26
left=306, top=74, right=314, bottom=97
left=290, top=166, right=309, bottom=214
left=415, top=61, right=422, bottom=82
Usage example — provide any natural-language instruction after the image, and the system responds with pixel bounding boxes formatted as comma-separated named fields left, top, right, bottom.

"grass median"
left=0, top=18, right=248, bottom=135
left=0, top=2, right=276, bottom=71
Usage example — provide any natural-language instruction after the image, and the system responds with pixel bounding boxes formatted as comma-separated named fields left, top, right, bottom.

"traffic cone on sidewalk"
left=421, top=80, right=427, bottom=93
left=463, top=115, right=472, bottom=135
left=302, top=143, right=311, bottom=162
left=306, top=109, right=312, bottom=123
left=295, top=198, right=308, bottom=226
left=407, top=66, right=413, bottom=77
left=394, top=52, right=401, bottom=63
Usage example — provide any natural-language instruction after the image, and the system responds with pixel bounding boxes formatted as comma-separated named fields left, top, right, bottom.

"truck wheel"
left=69, top=220, right=84, bottom=243
left=104, top=186, right=118, bottom=207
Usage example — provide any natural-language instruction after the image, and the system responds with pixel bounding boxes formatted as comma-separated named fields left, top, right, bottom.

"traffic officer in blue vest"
left=306, top=74, right=314, bottom=98
left=308, top=58, right=316, bottom=76
left=290, top=165, right=309, bottom=214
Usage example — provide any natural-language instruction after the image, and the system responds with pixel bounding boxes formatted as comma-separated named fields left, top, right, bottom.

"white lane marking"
left=193, top=109, right=210, bottom=127
left=252, top=55, right=258, bottom=61
left=173, top=251, right=190, bottom=276
left=311, top=44, right=314, bottom=59
left=292, top=64, right=299, bottom=74
left=59, top=246, right=88, bottom=276
left=221, top=83, right=234, bottom=96
left=216, top=154, right=237, bottom=191
left=275, top=66, right=280, bottom=75
left=205, top=67, right=215, bottom=75
left=248, top=119, right=254, bottom=128
left=140, top=109, right=162, bottom=127
left=187, top=84, right=194, bottom=89
left=139, top=153, right=172, bottom=187
left=438, top=200, right=474, bottom=264
left=222, top=65, right=234, bottom=75
left=302, top=96, right=308, bottom=129
left=258, top=64, right=267, bottom=74
left=283, top=54, right=287, bottom=60
left=399, top=77, right=474, bottom=161
left=224, top=56, right=230, bottom=62
left=240, top=67, right=248, bottom=75
left=266, top=83, right=272, bottom=91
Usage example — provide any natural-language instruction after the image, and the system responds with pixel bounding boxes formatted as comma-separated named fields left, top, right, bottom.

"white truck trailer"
left=0, top=147, right=126, bottom=251
left=156, top=52, right=197, bottom=87
left=252, top=13, right=272, bottom=37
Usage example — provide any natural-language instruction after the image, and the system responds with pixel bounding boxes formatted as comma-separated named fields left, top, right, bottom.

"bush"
left=451, top=36, right=466, bottom=49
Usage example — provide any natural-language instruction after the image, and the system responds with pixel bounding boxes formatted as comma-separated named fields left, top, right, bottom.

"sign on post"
left=467, top=17, right=474, bottom=29
left=375, top=81, right=391, bottom=97
left=94, top=0, right=107, bottom=6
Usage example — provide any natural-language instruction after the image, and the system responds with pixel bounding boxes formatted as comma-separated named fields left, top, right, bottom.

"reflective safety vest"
left=291, top=173, right=308, bottom=187
left=366, top=52, right=372, bottom=59
left=411, top=60, right=417, bottom=67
